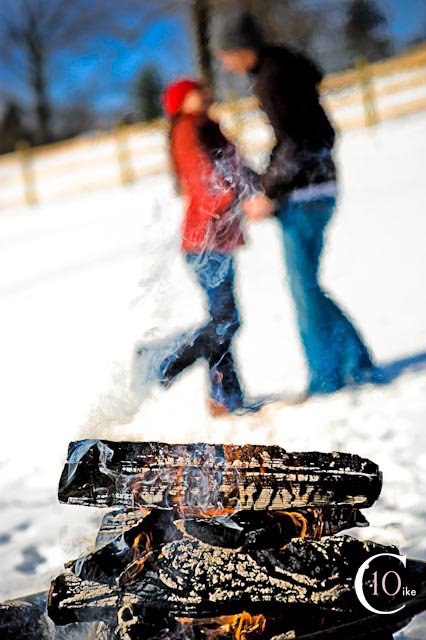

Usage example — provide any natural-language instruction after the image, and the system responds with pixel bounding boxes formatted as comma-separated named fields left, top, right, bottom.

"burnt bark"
left=48, top=536, right=400, bottom=623
left=67, top=504, right=368, bottom=587
left=67, top=508, right=182, bottom=584
left=94, top=504, right=368, bottom=554
left=0, top=592, right=53, bottom=639
left=95, top=508, right=150, bottom=549
left=182, top=506, right=368, bottom=549
left=58, top=440, right=382, bottom=512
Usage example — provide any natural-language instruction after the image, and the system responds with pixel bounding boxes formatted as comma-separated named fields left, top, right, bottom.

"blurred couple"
left=136, top=11, right=377, bottom=417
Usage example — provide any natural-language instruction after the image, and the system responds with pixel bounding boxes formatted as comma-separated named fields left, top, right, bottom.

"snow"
left=0, top=112, right=425, bottom=637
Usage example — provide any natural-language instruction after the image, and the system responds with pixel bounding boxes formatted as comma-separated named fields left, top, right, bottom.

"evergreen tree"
left=134, top=65, right=164, bottom=122
left=345, top=0, right=392, bottom=62
left=0, top=102, right=26, bottom=154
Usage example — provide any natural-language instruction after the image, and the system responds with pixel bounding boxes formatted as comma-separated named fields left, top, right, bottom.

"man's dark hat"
left=212, top=11, right=264, bottom=51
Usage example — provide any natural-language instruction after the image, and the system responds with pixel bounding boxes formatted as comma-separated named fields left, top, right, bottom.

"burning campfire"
left=2, top=441, right=424, bottom=639
left=41, top=441, right=425, bottom=639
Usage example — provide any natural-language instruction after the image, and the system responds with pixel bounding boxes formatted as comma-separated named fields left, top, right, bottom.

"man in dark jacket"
left=214, top=12, right=376, bottom=396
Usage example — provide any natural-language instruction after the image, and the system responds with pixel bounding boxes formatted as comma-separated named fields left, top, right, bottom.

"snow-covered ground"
left=0, top=112, right=425, bottom=637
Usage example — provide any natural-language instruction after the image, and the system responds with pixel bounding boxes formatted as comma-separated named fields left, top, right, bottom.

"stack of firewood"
left=45, top=441, right=424, bottom=639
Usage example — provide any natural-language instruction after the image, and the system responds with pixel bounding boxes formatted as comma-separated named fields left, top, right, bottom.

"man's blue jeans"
left=160, top=252, right=244, bottom=410
left=276, top=195, right=373, bottom=394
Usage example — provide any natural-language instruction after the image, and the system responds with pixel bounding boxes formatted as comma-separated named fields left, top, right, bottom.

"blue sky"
left=50, top=12, right=195, bottom=112
left=378, top=0, right=426, bottom=40
left=2, top=0, right=426, bottom=115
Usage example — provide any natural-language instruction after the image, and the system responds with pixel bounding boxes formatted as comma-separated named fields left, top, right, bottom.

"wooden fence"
left=1, top=43, right=425, bottom=210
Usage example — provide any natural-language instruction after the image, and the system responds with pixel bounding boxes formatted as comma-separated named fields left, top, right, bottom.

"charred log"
left=119, top=536, right=401, bottom=618
left=114, top=609, right=335, bottom=640
left=69, top=504, right=368, bottom=587
left=67, top=508, right=182, bottom=584
left=0, top=592, right=53, bottom=639
left=48, top=573, right=121, bottom=626
left=95, top=508, right=150, bottom=549
left=48, top=536, right=400, bottom=624
left=182, top=507, right=368, bottom=549
left=58, top=441, right=382, bottom=512
left=0, top=593, right=117, bottom=640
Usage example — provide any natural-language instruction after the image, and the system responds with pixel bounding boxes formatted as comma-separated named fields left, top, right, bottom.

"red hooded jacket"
left=170, top=113, right=245, bottom=254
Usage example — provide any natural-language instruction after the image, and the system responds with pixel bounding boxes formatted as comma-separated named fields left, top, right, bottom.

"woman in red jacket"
left=138, top=79, right=251, bottom=415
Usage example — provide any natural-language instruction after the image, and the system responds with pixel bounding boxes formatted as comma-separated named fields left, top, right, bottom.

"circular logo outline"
left=354, top=552, right=407, bottom=615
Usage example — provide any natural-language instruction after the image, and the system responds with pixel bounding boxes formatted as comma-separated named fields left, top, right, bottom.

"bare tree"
left=344, top=0, right=391, bottom=62
left=0, top=0, right=184, bottom=144
left=192, top=0, right=215, bottom=85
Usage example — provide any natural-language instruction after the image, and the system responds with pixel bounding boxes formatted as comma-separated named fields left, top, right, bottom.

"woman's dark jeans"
left=160, top=252, right=244, bottom=410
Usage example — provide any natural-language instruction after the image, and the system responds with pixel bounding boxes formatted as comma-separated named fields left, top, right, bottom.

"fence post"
left=15, top=140, right=38, bottom=206
left=115, top=122, right=135, bottom=186
left=356, top=56, right=379, bottom=128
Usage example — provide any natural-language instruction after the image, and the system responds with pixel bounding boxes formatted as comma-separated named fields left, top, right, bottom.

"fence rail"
left=1, top=43, right=425, bottom=210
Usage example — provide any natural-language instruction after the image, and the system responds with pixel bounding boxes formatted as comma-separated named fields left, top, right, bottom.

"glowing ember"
left=277, top=510, right=308, bottom=540
left=177, top=612, right=267, bottom=639
left=118, top=530, right=153, bottom=584
left=225, top=612, right=267, bottom=639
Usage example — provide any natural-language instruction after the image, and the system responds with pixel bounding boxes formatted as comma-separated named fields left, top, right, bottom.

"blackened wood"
left=67, top=508, right=182, bottom=584
left=270, top=562, right=426, bottom=640
left=58, top=440, right=382, bottom=511
left=0, top=594, right=116, bottom=639
left=78, top=506, right=368, bottom=583
left=0, top=592, right=53, bottom=639
left=54, top=621, right=114, bottom=640
left=49, top=536, right=398, bottom=623
left=95, top=508, right=149, bottom=549
left=120, top=536, right=399, bottom=618
left=174, top=610, right=344, bottom=640
left=48, top=573, right=122, bottom=626
left=183, top=507, right=368, bottom=549
left=279, top=584, right=426, bottom=639
left=94, top=506, right=368, bottom=556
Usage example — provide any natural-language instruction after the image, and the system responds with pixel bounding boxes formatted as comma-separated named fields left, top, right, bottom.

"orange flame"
left=313, top=510, right=325, bottom=540
left=121, top=529, right=153, bottom=583
left=281, top=510, right=308, bottom=540
left=133, top=530, right=152, bottom=556
left=183, top=505, right=237, bottom=518
left=224, top=611, right=266, bottom=639
left=177, top=612, right=266, bottom=639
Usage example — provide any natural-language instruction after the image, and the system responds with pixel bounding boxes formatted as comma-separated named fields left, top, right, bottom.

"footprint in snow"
left=15, top=545, right=46, bottom=574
